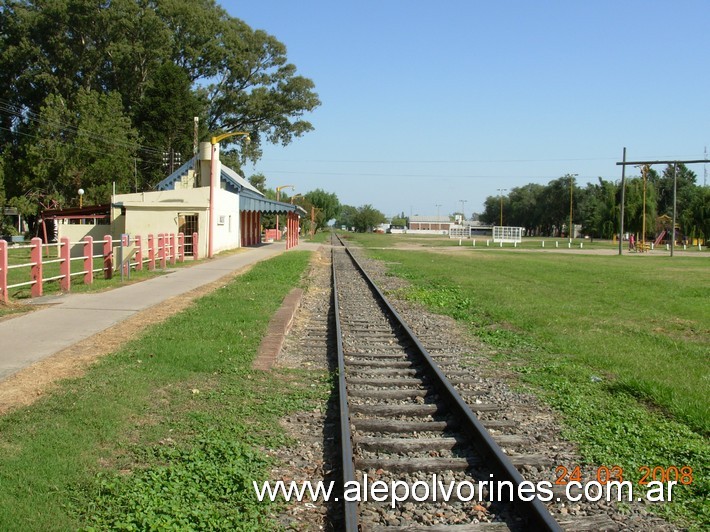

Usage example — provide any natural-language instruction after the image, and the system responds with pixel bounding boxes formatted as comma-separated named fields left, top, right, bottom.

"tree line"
left=479, top=167, right=709, bottom=241
left=0, top=0, right=320, bottom=235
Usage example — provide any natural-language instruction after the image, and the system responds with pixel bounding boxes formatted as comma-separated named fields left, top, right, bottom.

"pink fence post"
left=170, top=234, right=176, bottom=265
left=158, top=233, right=166, bottom=269
left=83, top=236, right=94, bottom=285
left=30, top=237, right=43, bottom=297
left=192, top=232, right=199, bottom=260
left=121, top=234, right=129, bottom=277
left=178, top=233, right=185, bottom=262
left=134, top=234, right=143, bottom=271
left=148, top=234, right=156, bottom=270
left=103, top=235, right=113, bottom=279
left=59, top=237, right=71, bottom=292
left=0, top=240, right=8, bottom=304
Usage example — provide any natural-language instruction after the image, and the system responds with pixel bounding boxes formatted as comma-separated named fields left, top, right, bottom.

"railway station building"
left=111, top=142, right=304, bottom=258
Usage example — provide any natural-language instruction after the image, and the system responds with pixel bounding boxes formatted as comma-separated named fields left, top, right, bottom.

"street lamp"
left=276, top=184, right=295, bottom=240
left=459, top=200, right=467, bottom=223
left=568, top=174, right=578, bottom=243
left=497, top=188, right=507, bottom=226
left=435, top=204, right=441, bottom=231
left=208, top=131, right=250, bottom=257
left=290, top=193, right=303, bottom=204
left=78, top=188, right=85, bottom=208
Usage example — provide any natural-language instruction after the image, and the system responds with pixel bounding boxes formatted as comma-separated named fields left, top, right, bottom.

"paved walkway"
left=0, top=241, right=320, bottom=382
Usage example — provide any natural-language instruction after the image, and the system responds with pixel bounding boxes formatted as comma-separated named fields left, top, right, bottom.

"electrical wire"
left=0, top=97, right=164, bottom=157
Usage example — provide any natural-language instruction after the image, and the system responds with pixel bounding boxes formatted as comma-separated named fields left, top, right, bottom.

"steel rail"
left=335, top=234, right=562, bottom=532
left=331, top=239, right=359, bottom=531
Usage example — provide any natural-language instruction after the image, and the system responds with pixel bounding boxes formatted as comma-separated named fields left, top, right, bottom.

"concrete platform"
left=0, top=241, right=321, bottom=382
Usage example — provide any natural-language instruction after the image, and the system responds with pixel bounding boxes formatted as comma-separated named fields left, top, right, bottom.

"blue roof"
left=155, top=156, right=305, bottom=215
left=156, top=156, right=262, bottom=196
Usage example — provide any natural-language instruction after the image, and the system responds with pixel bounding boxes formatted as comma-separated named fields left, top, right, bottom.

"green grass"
left=357, top=245, right=709, bottom=528
left=0, top=250, right=328, bottom=530
left=339, top=231, right=710, bottom=254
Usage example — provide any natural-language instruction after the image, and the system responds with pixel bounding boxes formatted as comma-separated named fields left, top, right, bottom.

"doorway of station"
left=178, top=213, right=199, bottom=256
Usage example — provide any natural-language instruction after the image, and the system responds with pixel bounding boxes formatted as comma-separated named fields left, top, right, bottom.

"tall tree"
left=20, top=89, right=138, bottom=206
left=651, top=163, right=697, bottom=217
left=0, top=0, right=320, bottom=201
left=134, top=61, right=205, bottom=189
left=205, top=16, right=320, bottom=162
left=508, top=183, right=545, bottom=234
left=684, top=186, right=710, bottom=243
left=624, top=176, right=657, bottom=239
left=353, top=204, right=386, bottom=233
left=305, top=189, right=340, bottom=231
left=248, top=172, right=267, bottom=193
left=335, top=205, right=358, bottom=230
left=578, top=178, right=619, bottom=239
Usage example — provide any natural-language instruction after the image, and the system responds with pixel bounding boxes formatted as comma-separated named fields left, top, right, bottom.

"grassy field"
left=347, top=231, right=709, bottom=254
left=0, top=250, right=328, bottom=530
left=344, top=232, right=709, bottom=528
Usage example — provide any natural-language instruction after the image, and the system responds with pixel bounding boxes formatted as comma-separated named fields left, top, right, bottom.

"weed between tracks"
left=360, top=244, right=709, bottom=529
left=0, top=251, right=330, bottom=530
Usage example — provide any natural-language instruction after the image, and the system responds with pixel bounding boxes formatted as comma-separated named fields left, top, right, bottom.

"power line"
left=0, top=98, right=164, bottom=157
left=248, top=168, right=603, bottom=180
left=0, top=125, right=155, bottom=164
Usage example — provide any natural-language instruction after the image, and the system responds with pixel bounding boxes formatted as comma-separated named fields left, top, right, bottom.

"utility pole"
left=193, top=117, right=200, bottom=181
left=568, top=174, right=578, bottom=243
left=671, top=162, right=677, bottom=257
left=618, top=147, right=626, bottom=256
left=641, top=164, right=649, bottom=249
left=497, top=188, right=507, bottom=226
left=459, top=200, right=467, bottom=222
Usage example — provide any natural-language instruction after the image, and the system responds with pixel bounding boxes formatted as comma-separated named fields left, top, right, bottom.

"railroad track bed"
left=334, top=245, right=557, bottom=530
left=271, top=241, right=677, bottom=531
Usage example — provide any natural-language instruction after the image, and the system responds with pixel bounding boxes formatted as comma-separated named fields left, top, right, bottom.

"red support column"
left=292, top=213, right=297, bottom=247
left=178, top=233, right=184, bottom=262
left=286, top=213, right=292, bottom=250
left=31, top=237, right=43, bottom=297
left=59, top=237, right=71, bottom=292
left=148, top=234, right=156, bottom=270
left=249, top=211, right=255, bottom=245
left=253, top=211, right=259, bottom=245
left=0, top=240, right=8, bottom=304
left=294, top=213, right=298, bottom=246
left=103, top=235, right=113, bottom=279
left=245, top=211, right=251, bottom=246
left=193, top=232, right=199, bottom=260
left=240, top=211, right=246, bottom=247
left=170, top=234, right=177, bottom=265
left=83, top=236, right=93, bottom=285
left=134, top=235, right=143, bottom=271
left=158, top=233, right=166, bottom=269
left=257, top=212, right=262, bottom=243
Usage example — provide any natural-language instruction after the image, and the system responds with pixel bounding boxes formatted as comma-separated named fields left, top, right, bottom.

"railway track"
left=332, top=235, right=561, bottom=531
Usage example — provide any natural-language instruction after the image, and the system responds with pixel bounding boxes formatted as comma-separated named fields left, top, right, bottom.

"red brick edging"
left=252, top=288, right=304, bottom=370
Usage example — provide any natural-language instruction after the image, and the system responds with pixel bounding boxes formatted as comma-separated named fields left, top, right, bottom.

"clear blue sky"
left=224, top=0, right=709, bottom=219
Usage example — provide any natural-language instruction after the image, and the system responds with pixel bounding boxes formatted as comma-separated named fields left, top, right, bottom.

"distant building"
left=407, top=215, right=452, bottom=234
